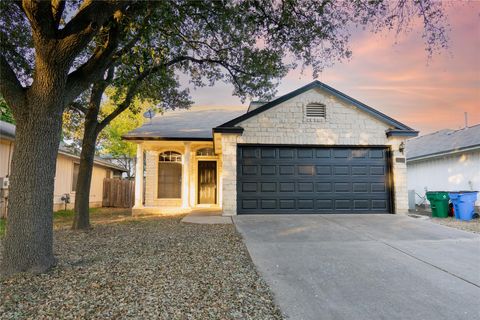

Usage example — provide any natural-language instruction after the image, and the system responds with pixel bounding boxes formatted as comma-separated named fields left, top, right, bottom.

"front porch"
left=132, top=140, right=225, bottom=215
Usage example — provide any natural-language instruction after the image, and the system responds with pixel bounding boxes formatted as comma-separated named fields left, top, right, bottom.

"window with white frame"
left=158, top=151, right=182, bottom=198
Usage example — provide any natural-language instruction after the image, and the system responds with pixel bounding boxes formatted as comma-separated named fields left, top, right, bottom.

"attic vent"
left=305, top=103, right=326, bottom=118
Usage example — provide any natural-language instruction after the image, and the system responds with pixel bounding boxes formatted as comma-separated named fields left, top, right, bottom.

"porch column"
left=133, top=143, right=144, bottom=209
left=182, top=142, right=191, bottom=208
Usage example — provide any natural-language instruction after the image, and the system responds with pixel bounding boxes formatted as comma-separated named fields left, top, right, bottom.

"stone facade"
left=220, top=88, right=410, bottom=215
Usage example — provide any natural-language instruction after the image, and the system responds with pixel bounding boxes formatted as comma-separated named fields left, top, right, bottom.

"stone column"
left=182, top=142, right=191, bottom=208
left=133, top=143, right=144, bottom=209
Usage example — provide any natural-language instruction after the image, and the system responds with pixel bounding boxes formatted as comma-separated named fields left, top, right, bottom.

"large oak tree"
left=0, top=0, right=447, bottom=275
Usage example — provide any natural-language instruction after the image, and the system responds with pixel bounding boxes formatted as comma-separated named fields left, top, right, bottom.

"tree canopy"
left=0, top=0, right=449, bottom=275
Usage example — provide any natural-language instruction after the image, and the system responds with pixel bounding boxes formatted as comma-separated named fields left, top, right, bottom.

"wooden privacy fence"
left=102, top=178, right=135, bottom=208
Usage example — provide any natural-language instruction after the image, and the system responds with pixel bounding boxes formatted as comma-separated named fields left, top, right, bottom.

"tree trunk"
left=1, top=108, right=63, bottom=275
left=72, top=110, right=100, bottom=230
left=71, top=80, right=107, bottom=230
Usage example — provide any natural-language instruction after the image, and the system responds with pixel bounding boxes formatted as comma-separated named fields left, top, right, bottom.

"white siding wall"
left=53, top=154, right=108, bottom=210
left=1, top=137, right=114, bottom=212
left=221, top=88, right=410, bottom=215
left=0, top=139, right=14, bottom=178
left=407, top=150, right=480, bottom=206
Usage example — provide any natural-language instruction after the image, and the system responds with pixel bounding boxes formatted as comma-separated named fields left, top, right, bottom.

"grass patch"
left=54, top=207, right=99, bottom=220
left=0, top=218, right=5, bottom=237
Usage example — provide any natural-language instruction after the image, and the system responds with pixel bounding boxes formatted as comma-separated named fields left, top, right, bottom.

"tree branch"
left=59, top=0, right=125, bottom=39
left=0, top=54, right=26, bottom=111
left=96, top=54, right=249, bottom=131
left=51, top=0, right=66, bottom=29
left=64, top=24, right=121, bottom=105
left=67, top=101, right=87, bottom=114
left=21, top=0, right=56, bottom=40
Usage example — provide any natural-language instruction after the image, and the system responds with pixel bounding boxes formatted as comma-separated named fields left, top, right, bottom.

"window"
left=305, top=103, right=326, bottom=119
left=72, top=163, right=80, bottom=192
left=196, top=148, right=215, bottom=157
left=158, top=151, right=182, bottom=198
left=159, top=151, right=182, bottom=162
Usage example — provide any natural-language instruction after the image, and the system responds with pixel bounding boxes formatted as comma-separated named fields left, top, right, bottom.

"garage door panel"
left=370, top=166, right=386, bottom=175
left=241, top=165, right=257, bottom=175
left=333, top=166, right=350, bottom=175
left=261, top=148, right=276, bottom=158
left=315, top=165, right=332, bottom=175
left=279, top=199, right=295, bottom=209
left=354, top=200, right=370, bottom=210
left=316, top=149, right=331, bottom=158
left=317, top=199, right=333, bottom=210
left=298, top=165, right=315, bottom=175
left=242, top=182, right=257, bottom=192
left=279, top=148, right=295, bottom=158
left=237, top=146, right=391, bottom=214
left=316, top=182, right=332, bottom=192
left=280, top=182, right=295, bottom=192
left=298, top=149, right=314, bottom=158
left=279, top=165, right=295, bottom=175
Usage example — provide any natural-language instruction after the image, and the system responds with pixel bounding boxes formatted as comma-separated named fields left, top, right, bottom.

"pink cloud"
left=188, top=2, right=479, bottom=135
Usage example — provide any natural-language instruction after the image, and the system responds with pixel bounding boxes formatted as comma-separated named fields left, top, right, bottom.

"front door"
left=198, top=161, right=217, bottom=204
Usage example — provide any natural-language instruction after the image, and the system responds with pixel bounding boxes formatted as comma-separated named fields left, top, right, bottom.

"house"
left=123, top=81, right=418, bottom=216
left=0, top=120, right=127, bottom=215
left=406, top=124, right=480, bottom=208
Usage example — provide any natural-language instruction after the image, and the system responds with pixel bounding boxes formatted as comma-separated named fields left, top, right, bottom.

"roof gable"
left=215, top=80, right=416, bottom=134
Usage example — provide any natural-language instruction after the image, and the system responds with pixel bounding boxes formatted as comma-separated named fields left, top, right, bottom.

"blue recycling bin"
left=448, top=191, right=478, bottom=221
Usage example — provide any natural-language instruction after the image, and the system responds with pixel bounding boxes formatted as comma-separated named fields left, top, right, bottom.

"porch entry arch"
left=158, top=151, right=182, bottom=199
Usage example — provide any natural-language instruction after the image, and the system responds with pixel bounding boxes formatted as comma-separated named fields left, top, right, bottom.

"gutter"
left=386, top=129, right=419, bottom=137
left=122, top=136, right=213, bottom=141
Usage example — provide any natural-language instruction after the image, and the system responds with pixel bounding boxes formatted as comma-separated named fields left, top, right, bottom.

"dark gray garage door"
left=237, top=146, right=392, bottom=214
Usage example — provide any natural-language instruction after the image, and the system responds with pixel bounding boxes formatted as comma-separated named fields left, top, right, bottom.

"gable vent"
left=305, top=103, right=326, bottom=118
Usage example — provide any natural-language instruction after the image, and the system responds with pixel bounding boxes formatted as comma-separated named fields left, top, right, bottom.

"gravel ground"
left=0, top=213, right=283, bottom=320
left=431, top=217, right=480, bottom=234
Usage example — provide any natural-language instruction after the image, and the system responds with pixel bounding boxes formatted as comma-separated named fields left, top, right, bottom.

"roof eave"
left=386, top=130, right=419, bottom=137
left=122, top=135, right=213, bottom=141
left=212, top=126, right=244, bottom=134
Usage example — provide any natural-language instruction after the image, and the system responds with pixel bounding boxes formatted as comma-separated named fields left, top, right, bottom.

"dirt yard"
left=0, top=209, right=282, bottom=320
left=431, top=216, right=480, bottom=234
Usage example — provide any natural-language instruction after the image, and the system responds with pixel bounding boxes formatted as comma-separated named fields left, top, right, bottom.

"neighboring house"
left=406, top=124, right=480, bottom=208
left=0, top=120, right=126, bottom=214
left=124, top=81, right=418, bottom=216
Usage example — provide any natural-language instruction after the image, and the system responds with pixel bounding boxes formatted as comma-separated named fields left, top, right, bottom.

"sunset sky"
left=186, top=2, right=479, bottom=135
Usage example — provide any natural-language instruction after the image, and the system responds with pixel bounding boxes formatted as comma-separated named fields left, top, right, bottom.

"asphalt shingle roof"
left=406, top=124, right=480, bottom=160
left=123, top=106, right=247, bottom=140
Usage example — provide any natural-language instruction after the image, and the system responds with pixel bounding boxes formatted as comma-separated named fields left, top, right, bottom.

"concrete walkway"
left=181, top=209, right=232, bottom=224
left=234, top=214, right=480, bottom=320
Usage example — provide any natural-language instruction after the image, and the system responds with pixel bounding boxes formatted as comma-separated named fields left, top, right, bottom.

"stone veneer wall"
left=220, top=88, right=409, bottom=215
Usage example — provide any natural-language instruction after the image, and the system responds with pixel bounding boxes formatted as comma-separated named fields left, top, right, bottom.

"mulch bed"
left=0, top=214, right=283, bottom=319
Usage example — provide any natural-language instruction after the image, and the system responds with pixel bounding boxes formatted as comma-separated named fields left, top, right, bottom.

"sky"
left=184, top=2, right=479, bottom=135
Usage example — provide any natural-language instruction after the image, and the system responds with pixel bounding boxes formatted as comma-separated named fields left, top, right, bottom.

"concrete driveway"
left=233, top=214, right=480, bottom=320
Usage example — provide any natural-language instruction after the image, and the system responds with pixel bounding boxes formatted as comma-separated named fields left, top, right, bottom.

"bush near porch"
left=0, top=208, right=282, bottom=319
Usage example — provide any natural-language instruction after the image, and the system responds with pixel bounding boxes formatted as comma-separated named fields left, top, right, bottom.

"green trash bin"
left=425, top=191, right=450, bottom=218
